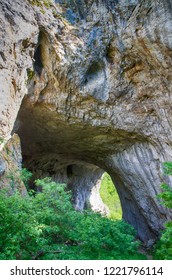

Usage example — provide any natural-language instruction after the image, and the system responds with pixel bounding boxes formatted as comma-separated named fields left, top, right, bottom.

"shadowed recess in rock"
left=12, top=93, right=170, bottom=244
left=33, top=32, right=44, bottom=75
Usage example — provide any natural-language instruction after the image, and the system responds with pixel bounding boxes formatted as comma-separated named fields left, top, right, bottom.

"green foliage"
left=100, top=173, right=122, bottom=220
left=157, top=183, right=172, bottom=208
left=157, top=162, right=172, bottom=210
left=0, top=137, right=4, bottom=144
left=0, top=177, right=145, bottom=260
left=28, top=0, right=52, bottom=8
left=6, top=171, right=17, bottom=190
left=28, top=0, right=69, bottom=24
left=0, top=189, right=42, bottom=259
left=6, top=168, right=32, bottom=191
left=163, top=162, right=172, bottom=176
left=67, top=213, right=145, bottom=260
left=154, top=222, right=172, bottom=260
left=26, top=68, right=34, bottom=84
left=154, top=162, right=172, bottom=260
left=20, top=168, right=32, bottom=190
left=28, top=0, right=53, bottom=15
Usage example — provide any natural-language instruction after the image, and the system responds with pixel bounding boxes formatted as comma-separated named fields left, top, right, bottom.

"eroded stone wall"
left=1, top=0, right=172, bottom=244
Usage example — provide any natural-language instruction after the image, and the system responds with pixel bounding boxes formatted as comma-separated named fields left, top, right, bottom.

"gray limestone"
left=1, top=0, right=172, bottom=244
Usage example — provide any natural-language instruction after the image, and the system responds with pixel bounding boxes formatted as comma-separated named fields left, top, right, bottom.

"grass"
left=100, top=173, right=122, bottom=220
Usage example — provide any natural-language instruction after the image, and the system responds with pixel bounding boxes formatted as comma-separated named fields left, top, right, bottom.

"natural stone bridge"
left=0, top=0, right=172, bottom=245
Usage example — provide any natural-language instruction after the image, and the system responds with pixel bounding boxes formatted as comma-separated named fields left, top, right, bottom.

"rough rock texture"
left=89, top=174, right=109, bottom=216
left=28, top=158, right=105, bottom=212
left=0, top=134, right=26, bottom=194
left=1, top=0, right=172, bottom=244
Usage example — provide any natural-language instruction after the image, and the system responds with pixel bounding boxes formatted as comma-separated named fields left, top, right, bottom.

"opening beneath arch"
left=99, top=173, right=122, bottom=220
left=19, top=155, right=122, bottom=221
left=11, top=93, right=161, bottom=245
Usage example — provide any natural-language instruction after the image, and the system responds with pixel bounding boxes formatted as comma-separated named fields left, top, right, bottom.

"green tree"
left=154, top=162, right=172, bottom=260
left=19, top=168, right=32, bottom=190
left=0, top=177, right=145, bottom=260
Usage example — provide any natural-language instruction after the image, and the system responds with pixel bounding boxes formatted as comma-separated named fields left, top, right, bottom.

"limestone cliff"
left=0, top=0, right=172, bottom=244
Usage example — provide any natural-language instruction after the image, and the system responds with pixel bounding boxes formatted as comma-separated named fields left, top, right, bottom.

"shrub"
left=0, top=189, right=42, bottom=259
left=0, top=177, right=145, bottom=260
left=0, top=137, right=4, bottom=144
left=19, top=168, right=32, bottom=190
left=28, top=0, right=52, bottom=8
left=6, top=168, right=32, bottom=191
left=154, top=162, right=172, bottom=260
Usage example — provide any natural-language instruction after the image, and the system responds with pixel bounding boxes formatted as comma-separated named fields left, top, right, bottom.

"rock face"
left=28, top=157, right=105, bottom=212
left=89, top=174, right=110, bottom=216
left=0, top=134, right=26, bottom=195
left=1, top=0, right=172, bottom=244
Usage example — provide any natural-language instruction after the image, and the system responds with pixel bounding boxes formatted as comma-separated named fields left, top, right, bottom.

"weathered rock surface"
left=0, top=134, right=26, bottom=194
left=89, top=174, right=110, bottom=216
left=28, top=157, right=106, bottom=213
left=1, top=0, right=172, bottom=244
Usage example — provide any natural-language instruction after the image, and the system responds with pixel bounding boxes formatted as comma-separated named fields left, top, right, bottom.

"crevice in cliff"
left=33, top=31, right=45, bottom=75
left=34, top=44, right=43, bottom=75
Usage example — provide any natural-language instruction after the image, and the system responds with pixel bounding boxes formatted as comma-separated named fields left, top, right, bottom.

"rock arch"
left=12, top=93, right=171, bottom=244
left=1, top=0, right=172, bottom=245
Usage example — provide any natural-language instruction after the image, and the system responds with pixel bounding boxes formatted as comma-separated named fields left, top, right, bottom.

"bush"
left=154, top=162, right=172, bottom=260
left=0, top=189, right=42, bottom=259
left=0, top=177, right=145, bottom=260
left=28, top=0, right=52, bottom=8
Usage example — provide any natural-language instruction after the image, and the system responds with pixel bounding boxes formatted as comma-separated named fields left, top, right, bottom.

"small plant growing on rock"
left=28, top=0, right=53, bottom=8
left=19, top=168, right=32, bottom=190
left=0, top=137, right=4, bottom=145
left=26, top=68, right=34, bottom=84
left=6, top=168, right=32, bottom=191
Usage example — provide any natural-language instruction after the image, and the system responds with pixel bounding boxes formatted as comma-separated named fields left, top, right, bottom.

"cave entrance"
left=12, top=94, right=166, bottom=244
left=20, top=153, right=122, bottom=221
left=12, top=96, right=122, bottom=220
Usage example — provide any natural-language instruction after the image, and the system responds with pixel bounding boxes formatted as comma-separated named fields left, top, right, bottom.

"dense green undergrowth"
left=153, top=162, right=172, bottom=260
left=0, top=177, right=145, bottom=260
left=2, top=162, right=171, bottom=260
left=100, top=173, right=122, bottom=220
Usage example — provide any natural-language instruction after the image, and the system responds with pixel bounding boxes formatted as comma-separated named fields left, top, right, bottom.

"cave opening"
left=33, top=31, right=45, bottom=75
left=19, top=154, right=122, bottom=220
left=34, top=44, right=43, bottom=75
left=11, top=94, right=163, bottom=244
left=12, top=98, right=122, bottom=219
